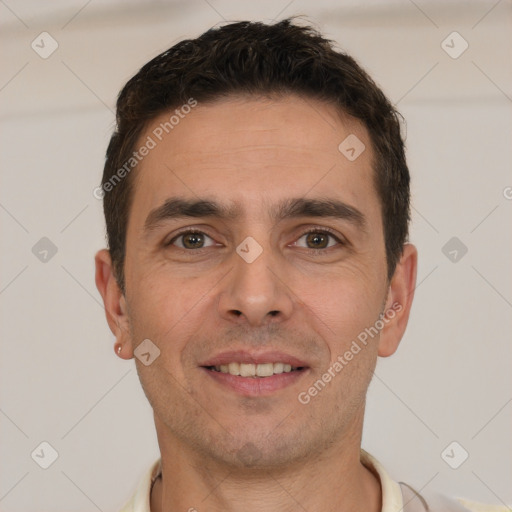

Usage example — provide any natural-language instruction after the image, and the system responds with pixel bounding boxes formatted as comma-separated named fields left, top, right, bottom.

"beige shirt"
left=119, top=450, right=507, bottom=512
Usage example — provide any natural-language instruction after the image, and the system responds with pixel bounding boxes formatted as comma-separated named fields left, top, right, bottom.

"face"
left=96, top=94, right=416, bottom=469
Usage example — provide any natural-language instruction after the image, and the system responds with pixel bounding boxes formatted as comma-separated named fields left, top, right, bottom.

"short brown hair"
left=101, top=17, right=410, bottom=293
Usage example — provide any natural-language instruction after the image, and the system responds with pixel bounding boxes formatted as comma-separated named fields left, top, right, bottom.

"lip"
left=201, top=366, right=309, bottom=396
left=199, top=350, right=310, bottom=397
left=199, top=350, right=309, bottom=368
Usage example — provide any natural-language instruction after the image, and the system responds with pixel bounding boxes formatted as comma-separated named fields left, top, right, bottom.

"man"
left=95, top=18, right=504, bottom=512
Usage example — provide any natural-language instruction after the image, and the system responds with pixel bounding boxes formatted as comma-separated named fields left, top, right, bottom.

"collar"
left=119, top=449, right=403, bottom=512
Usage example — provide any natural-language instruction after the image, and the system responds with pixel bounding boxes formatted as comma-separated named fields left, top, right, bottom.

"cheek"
left=126, top=271, right=216, bottom=366
left=296, top=274, right=381, bottom=411
left=291, top=267, right=385, bottom=376
left=299, top=268, right=383, bottom=331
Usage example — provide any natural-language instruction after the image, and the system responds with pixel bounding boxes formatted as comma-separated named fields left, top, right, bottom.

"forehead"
left=128, top=94, right=379, bottom=226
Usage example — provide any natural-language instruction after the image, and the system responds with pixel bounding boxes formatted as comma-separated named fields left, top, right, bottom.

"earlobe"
left=94, top=249, right=133, bottom=359
left=377, top=243, right=418, bottom=358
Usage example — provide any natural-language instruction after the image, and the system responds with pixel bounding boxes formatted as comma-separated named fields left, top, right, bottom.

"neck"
left=150, top=418, right=382, bottom=512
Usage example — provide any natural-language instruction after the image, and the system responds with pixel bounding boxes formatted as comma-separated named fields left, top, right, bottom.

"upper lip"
left=200, top=350, right=309, bottom=368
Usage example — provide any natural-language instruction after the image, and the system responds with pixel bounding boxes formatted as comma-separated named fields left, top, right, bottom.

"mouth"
left=204, top=362, right=305, bottom=377
left=199, top=352, right=310, bottom=396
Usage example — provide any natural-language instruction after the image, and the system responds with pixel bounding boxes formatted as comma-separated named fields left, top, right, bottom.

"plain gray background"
left=1, top=1, right=511, bottom=510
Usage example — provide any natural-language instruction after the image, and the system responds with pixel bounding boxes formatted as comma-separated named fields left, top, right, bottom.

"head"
left=101, top=18, right=410, bottom=294
left=95, top=18, right=417, bottom=470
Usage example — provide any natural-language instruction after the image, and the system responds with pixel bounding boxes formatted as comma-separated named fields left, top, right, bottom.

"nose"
left=217, top=241, right=294, bottom=327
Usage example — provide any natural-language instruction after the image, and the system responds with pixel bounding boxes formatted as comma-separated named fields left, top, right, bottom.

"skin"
left=95, top=94, right=417, bottom=512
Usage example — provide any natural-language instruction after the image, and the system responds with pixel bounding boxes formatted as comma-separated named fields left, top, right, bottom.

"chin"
left=197, top=427, right=318, bottom=471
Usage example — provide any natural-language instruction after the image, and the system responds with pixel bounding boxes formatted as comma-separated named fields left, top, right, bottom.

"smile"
left=206, top=362, right=303, bottom=377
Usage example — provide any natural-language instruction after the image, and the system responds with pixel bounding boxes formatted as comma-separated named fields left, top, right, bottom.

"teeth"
left=211, top=362, right=301, bottom=377
left=240, top=363, right=256, bottom=377
left=228, top=362, right=239, bottom=375
left=256, top=363, right=273, bottom=377
left=273, top=362, right=284, bottom=374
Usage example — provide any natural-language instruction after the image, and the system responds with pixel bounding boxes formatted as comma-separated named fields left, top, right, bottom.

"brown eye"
left=169, top=231, right=215, bottom=249
left=305, top=232, right=329, bottom=248
left=295, top=230, right=341, bottom=250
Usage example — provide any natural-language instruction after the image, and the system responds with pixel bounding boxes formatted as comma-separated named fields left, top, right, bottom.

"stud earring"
left=115, top=344, right=122, bottom=355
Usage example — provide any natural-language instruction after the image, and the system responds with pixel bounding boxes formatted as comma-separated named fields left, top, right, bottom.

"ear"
left=94, top=249, right=133, bottom=359
left=377, top=243, right=418, bottom=357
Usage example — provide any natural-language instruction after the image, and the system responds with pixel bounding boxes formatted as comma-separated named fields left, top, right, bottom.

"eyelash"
left=166, top=227, right=345, bottom=254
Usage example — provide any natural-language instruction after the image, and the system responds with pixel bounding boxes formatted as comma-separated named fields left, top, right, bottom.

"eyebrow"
left=143, top=196, right=367, bottom=233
